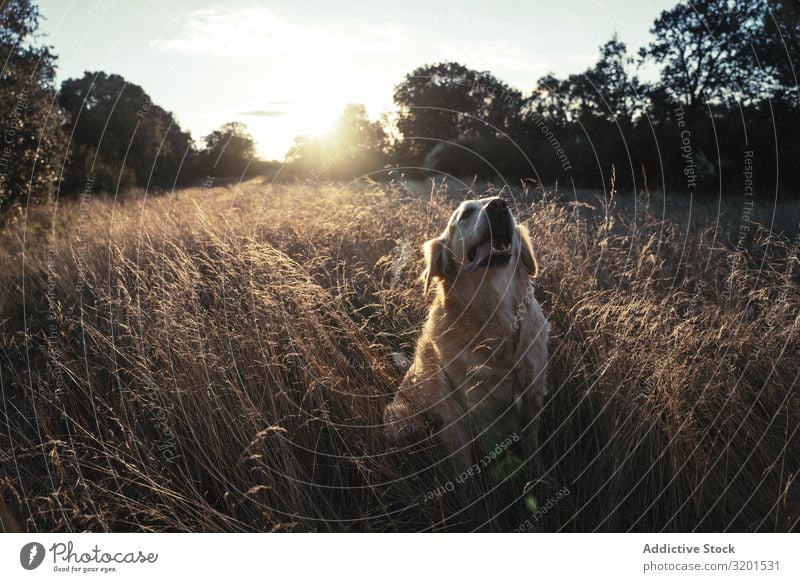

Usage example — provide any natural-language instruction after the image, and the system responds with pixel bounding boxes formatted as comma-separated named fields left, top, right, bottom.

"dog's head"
left=422, top=197, right=537, bottom=293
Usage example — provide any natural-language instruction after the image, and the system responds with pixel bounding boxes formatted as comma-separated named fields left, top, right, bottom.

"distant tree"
left=392, top=62, right=522, bottom=165
left=59, top=72, right=195, bottom=193
left=0, top=0, right=68, bottom=212
left=761, top=0, right=800, bottom=102
left=641, top=0, right=766, bottom=110
left=284, top=135, right=314, bottom=166
left=585, top=35, right=644, bottom=123
left=517, top=38, right=649, bottom=190
left=331, top=104, right=385, bottom=153
left=0, top=0, right=38, bottom=40
left=522, top=74, right=572, bottom=125
left=287, top=104, right=387, bottom=179
left=198, top=121, right=256, bottom=177
left=384, top=2, right=800, bottom=195
left=521, top=61, right=632, bottom=127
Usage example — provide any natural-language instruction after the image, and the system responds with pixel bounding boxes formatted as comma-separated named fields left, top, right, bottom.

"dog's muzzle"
left=465, top=199, right=514, bottom=272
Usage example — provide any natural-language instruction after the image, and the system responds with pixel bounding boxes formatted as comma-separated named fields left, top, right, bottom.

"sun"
left=241, top=68, right=392, bottom=160
left=240, top=104, right=340, bottom=161
left=291, top=101, right=341, bottom=139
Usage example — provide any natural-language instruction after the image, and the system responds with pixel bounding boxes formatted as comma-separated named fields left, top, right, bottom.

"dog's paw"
left=390, top=352, right=411, bottom=372
left=383, top=400, right=425, bottom=443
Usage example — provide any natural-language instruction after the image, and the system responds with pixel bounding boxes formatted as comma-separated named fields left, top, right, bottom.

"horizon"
left=37, top=0, right=676, bottom=160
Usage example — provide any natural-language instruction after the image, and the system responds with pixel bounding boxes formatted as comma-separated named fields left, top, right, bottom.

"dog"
left=384, top=196, right=549, bottom=471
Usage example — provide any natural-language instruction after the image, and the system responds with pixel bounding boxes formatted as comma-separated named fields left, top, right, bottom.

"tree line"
left=291, top=0, right=799, bottom=197
left=1, top=0, right=798, bottom=215
left=0, top=0, right=260, bottom=214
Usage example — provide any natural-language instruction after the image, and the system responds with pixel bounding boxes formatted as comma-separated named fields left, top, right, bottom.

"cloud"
left=363, top=25, right=406, bottom=42
left=238, top=110, right=288, bottom=117
left=152, top=6, right=401, bottom=57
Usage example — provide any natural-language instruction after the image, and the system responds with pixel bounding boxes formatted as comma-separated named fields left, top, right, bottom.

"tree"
left=520, top=36, right=644, bottom=128
left=392, top=62, right=522, bottom=165
left=198, top=122, right=256, bottom=177
left=585, top=35, right=644, bottom=124
left=331, top=104, right=385, bottom=153
left=521, top=74, right=572, bottom=126
left=641, top=0, right=766, bottom=110
left=761, top=0, right=800, bottom=102
left=0, top=0, right=68, bottom=212
left=287, top=104, right=387, bottom=179
left=59, top=72, right=195, bottom=193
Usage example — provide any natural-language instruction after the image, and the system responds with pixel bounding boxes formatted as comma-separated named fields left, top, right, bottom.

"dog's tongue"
left=465, top=240, right=493, bottom=273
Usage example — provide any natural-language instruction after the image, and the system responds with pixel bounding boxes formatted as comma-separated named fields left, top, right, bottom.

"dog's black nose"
left=487, top=198, right=507, bottom=213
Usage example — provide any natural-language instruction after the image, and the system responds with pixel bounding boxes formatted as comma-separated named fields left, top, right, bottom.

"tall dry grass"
left=1, top=178, right=798, bottom=532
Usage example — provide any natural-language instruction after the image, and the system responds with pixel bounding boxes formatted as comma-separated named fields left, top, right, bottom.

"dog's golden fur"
left=384, top=197, right=550, bottom=469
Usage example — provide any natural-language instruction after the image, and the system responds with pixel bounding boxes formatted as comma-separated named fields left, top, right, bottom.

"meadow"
left=0, top=178, right=798, bottom=532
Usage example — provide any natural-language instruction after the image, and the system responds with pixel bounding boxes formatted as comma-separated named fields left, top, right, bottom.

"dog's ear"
left=422, top=236, right=449, bottom=294
left=516, top=224, right=538, bottom=278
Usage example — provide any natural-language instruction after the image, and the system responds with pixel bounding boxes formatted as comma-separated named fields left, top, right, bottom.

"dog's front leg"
left=436, top=404, right=473, bottom=472
left=383, top=394, right=427, bottom=443
left=519, top=384, right=545, bottom=479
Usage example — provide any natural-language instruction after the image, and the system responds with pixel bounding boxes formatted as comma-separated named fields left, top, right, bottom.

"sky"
left=36, top=0, right=677, bottom=160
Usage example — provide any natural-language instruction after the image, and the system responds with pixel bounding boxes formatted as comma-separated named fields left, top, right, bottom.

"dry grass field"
left=1, top=178, right=798, bottom=532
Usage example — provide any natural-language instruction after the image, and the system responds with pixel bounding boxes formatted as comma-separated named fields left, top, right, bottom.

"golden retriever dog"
left=384, top=196, right=550, bottom=470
